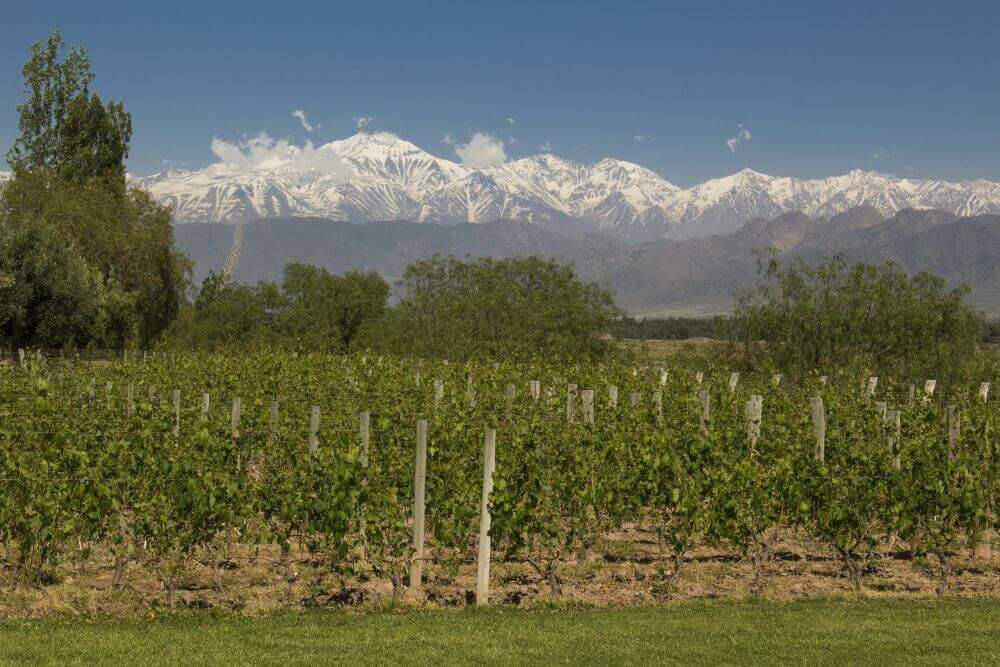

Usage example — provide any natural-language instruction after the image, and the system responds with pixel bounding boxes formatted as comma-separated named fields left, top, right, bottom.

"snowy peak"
left=132, top=132, right=1000, bottom=240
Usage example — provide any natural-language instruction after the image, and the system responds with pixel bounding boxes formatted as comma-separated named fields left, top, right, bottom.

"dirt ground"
left=0, top=527, right=996, bottom=618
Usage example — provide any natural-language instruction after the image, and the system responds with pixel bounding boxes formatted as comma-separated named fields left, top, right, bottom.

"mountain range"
left=174, top=207, right=1000, bottom=317
left=138, top=132, right=1000, bottom=241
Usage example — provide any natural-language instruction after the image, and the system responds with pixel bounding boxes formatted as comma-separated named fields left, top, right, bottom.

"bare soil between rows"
left=1, top=528, right=996, bottom=619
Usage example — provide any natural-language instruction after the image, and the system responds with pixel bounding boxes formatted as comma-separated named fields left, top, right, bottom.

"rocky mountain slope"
left=173, top=207, right=1000, bottom=317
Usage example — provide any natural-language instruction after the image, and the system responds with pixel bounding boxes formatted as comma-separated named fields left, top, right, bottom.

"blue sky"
left=2, top=0, right=999, bottom=185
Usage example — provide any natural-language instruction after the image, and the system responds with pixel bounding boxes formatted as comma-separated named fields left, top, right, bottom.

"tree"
left=1, top=174, right=191, bottom=345
left=278, top=264, right=388, bottom=351
left=731, top=254, right=982, bottom=387
left=6, top=32, right=95, bottom=173
left=162, top=264, right=389, bottom=352
left=55, top=92, right=131, bottom=185
left=374, top=255, right=620, bottom=360
left=0, top=220, right=135, bottom=349
left=2, top=31, right=189, bottom=347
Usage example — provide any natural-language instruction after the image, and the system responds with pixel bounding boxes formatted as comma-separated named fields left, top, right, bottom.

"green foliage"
left=164, top=264, right=388, bottom=352
left=616, top=315, right=726, bottom=341
left=0, top=221, right=135, bottom=349
left=5, top=32, right=95, bottom=173
left=1, top=31, right=188, bottom=348
left=0, top=352, right=994, bottom=599
left=1, top=173, right=190, bottom=346
left=373, top=255, right=621, bottom=361
left=55, top=92, right=131, bottom=185
left=731, top=254, right=982, bottom=388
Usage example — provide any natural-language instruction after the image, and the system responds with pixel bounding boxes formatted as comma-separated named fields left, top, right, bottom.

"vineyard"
left=0, top=350, right=996, bottom=614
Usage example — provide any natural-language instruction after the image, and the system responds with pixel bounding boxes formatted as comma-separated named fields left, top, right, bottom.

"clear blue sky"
left=3, top=0, right=999, bottom=185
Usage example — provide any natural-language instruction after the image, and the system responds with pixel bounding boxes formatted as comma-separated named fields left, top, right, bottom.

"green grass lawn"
left=1, top=599, right=998, bottom=665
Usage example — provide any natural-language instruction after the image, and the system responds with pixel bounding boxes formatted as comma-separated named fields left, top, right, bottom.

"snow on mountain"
left=135, top=132, right=1000, bottom=240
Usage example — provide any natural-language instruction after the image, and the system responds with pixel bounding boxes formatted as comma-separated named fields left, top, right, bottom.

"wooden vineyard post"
left=810, top=396, right=826, bottom=462
left=231, top=397, right=242, bottom=471
left=88, top=378, right=95, bottom=400
left=433, top=379, right=444, bottom=408
left=907, top=384, right=915, bottom=408
left=268, top=401, right=279, bottom=443
left=980, top=382, right=990, bottom=401
left=888, top=410, right=901, bottom=470
left=924, top=379, right=937, bottom=400
left=504, top=384, right=516, bottom=420
left=475, top=428, right=497, bottom=606
left=309, top=405, right=321, bottom=454
left=746, top=394, right=763, bottom=451
left=172, top=390, right=181, bottom=437
left=608, top=385, right=618, bottom=409
left=728, top=372, right=739, bottom=393
left=567, top=383, right=577, bottom=423
left=17, top=348, right=25, bottom=364
left=660, top=370, right=668, bottom=386
left=410, top=420, right=428, bottom=591
left=875, top=401, right=887, bottom=421
left=867, top=376, right=878, bottom=398
left=201, top=392, right=211, bottom=419
left=946, top=405, right=958, bottom=461
left=653, top=389, right=663, bottom=418
left=466, top=374, right=475, bottom=406
left=773, top=373, right=782, bottom=387
left=695, top=371, right=704, bottom=385
left=126, top=383, right=134, bottom=418
left=630, top=392, right=641, bottom=409
left=581, top=389, right=595, bottom=424
left=231, top=397, right=242, bottom=441
left=529, top=380, right=541, bottom=401
left=698, top=390, right=710, bottom=435
left=147, top=385, right=156, bottom=401
left=359, top=412, right=370, bottom=562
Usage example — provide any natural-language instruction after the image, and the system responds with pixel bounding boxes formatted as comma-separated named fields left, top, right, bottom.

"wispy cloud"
left=726, top=123, right=752, bottom=153
left=292, top=109, right=319, bottom=133
left=633, top=134, right=654, bottom=144
left=354, top=116, right=373, bottom=131
left=871, top=146, right=890, bottom=159
left=441, top=132, right=454, bottom=145
left=506, top=117, right=516, bottom=125
left=210, top=132, right=351, bottom=180
left=538, top=140, right=552, bottom=152
left=454, top=132, right=507, bottom=167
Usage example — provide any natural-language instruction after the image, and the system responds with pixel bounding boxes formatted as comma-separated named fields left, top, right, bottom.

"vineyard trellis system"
left=0, top=349, right=995, bottom=605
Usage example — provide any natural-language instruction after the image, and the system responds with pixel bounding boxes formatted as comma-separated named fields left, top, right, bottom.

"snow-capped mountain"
left=134, top=132, right=1000, bottom=241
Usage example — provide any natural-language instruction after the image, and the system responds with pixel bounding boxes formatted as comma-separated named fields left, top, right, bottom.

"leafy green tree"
left=2, top=31, right=189, bottom=347
left=731, top=254, right=981, bottom=387
left=0, top=220, right=135, bottom=348
left=278, top=264, right=388, bottom=351
left=5, top=32, right=94, bottom=173
left=374, top=255, right=620, bottom=361
left=55, top=92, right=131, bottom=185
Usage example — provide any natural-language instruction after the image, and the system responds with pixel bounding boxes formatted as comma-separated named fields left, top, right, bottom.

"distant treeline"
left=615, top=315, right=727, bottom=341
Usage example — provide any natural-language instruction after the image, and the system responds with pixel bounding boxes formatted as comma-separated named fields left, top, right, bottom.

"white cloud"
left=354, top=116, right=373, bottom=130
left=454, top=132, right=507, bottom=167
left=442, top=132, right=454, bottom=145
left=633, top=134, right=654, bottom=143
left=538, top=140, right=552, bottom=152
left=726, top=123, right=752, bottom=153
left=871, top=146, right=890, bottom=159
left=292, top=109, right=319, bottom=133
left=507, top=136, right=518, bottom=145
left=209, top=132, right=352, bottom=180
left=506, top=117, right=516, bottom=125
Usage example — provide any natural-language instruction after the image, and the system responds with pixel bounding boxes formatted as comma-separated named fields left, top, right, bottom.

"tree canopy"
left=372, top=255, right=621, bottom=361
left=730, top=253, right=982, bottom=386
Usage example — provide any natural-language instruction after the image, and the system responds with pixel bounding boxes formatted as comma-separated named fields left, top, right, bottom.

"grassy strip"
left=0, top=598, right=997, bottom=665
